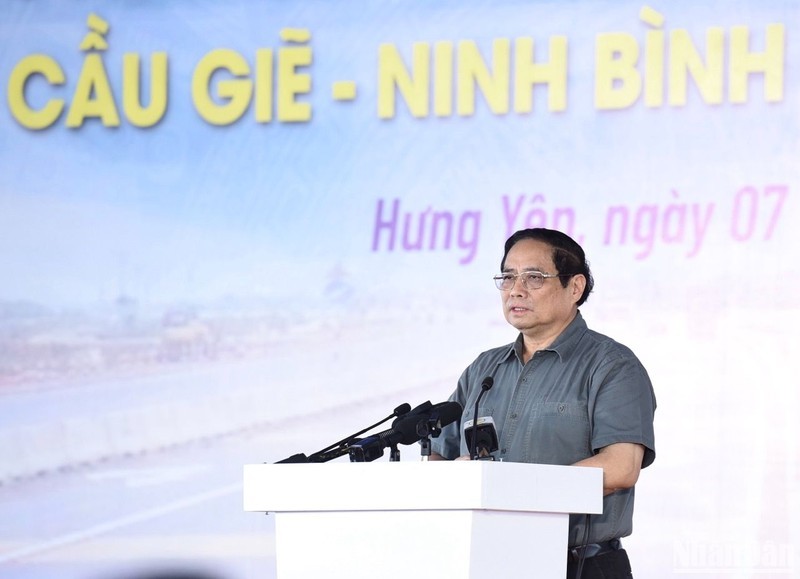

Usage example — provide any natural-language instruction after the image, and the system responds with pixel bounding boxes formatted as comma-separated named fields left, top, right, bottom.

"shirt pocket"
left=521, top=401, right=591, bottom=465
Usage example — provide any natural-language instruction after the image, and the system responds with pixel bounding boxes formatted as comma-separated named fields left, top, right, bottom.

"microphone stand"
left=305, top=404, right=409, bottom=463
left=419, top=437, right=432, bottom=461
left=415, top=415, right=442, bottom=462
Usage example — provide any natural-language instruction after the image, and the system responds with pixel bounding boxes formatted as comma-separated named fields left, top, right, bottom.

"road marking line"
left=0, top=482, right=242, bottom=563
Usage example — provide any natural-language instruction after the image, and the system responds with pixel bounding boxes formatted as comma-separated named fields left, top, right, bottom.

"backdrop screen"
left=1, top=1, right=798, bottom=577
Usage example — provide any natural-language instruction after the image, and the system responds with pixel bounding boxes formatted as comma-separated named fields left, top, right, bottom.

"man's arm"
left=573, top=442, right=645, bottom=495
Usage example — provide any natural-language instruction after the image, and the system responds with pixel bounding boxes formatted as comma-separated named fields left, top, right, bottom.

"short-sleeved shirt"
left=431, top=312, right=656, bottom=546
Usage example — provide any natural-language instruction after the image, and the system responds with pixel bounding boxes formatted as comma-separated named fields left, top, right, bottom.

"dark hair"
left=500, top=228, right=594, bottom=306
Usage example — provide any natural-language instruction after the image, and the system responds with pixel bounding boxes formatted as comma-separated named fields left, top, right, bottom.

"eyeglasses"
left=493, top=271, right=567, bottom=291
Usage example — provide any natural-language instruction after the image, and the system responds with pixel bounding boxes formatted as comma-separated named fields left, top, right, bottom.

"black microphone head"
left=392, top=400, right=432, bottom=427
left=392, top=414, right=429, bottom=445
left=481, top=376, right=494, bottom=391
left=348, top=435, right=385, bottom=462
left=412, top=401, right=464, bottom=439
left=409, top=400, right=433, bottom=415
left=431, top=401, right=463, bottom=428
left=393, top=402, right=412, bottom=417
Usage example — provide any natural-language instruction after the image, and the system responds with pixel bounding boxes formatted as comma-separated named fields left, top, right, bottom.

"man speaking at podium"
left=429, top=228, right=656, bottom=579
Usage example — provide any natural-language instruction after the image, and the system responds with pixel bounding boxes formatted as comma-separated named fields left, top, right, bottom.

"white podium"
left=243, top=461, right=602, bottom=578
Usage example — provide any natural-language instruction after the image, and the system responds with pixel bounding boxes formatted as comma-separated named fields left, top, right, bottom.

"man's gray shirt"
left=431, top=312, right=656, bottom=546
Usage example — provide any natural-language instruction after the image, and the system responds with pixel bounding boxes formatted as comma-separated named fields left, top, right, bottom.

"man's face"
left=500, top=238, right=582, bottom=336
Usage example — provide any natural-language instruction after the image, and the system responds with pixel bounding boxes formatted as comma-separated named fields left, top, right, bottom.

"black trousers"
left=566, top=548, right=633, bottom=579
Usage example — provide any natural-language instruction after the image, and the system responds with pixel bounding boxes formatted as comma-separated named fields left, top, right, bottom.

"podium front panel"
left=274, top=509, right=568, bottom=579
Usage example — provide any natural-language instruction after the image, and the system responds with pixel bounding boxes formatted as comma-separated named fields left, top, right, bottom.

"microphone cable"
left=573, top=514, right=592, bottom=579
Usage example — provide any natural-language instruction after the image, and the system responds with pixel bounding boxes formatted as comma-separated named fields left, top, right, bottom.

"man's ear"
left=571, top=274, right=586, bottom=303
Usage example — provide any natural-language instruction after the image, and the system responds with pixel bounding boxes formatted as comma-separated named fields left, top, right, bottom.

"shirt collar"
left=504, top=311, right=588, bottom=365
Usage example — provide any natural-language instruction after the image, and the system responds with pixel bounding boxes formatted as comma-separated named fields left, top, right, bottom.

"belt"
left=569, top=538, right=622, bottom=562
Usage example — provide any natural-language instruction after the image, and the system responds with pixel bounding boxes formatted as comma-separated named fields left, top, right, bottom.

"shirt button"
left=501, top=448, right=507, bottom=454
left=510, top=413, right=518, bottom=419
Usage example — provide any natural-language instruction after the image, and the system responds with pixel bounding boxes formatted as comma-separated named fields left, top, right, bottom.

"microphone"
left=348, top=401, right=433, bottom=462
left=392, top=400, right=432, bottom=427
left=349, top=401, right=461, bottom=462
left=348, top=423, right=419, bottom=462
left=470, top=376, right=494, bottom=460
left=306, top=440, right=364, bottom=463
left=275, top=402, right=412, bottom=464
left=414, top=400, right=463, bottom=461
left=464, top=416, right=499, bottom=459
left=308, top=402, right=412, bottom=461
left=393, top=402, right=413, bottom=417
left=412, top=400, right=463, bottom=439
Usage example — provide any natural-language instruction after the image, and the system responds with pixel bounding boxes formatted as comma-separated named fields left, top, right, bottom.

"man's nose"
left=509, top=276, right=527, bottom=295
